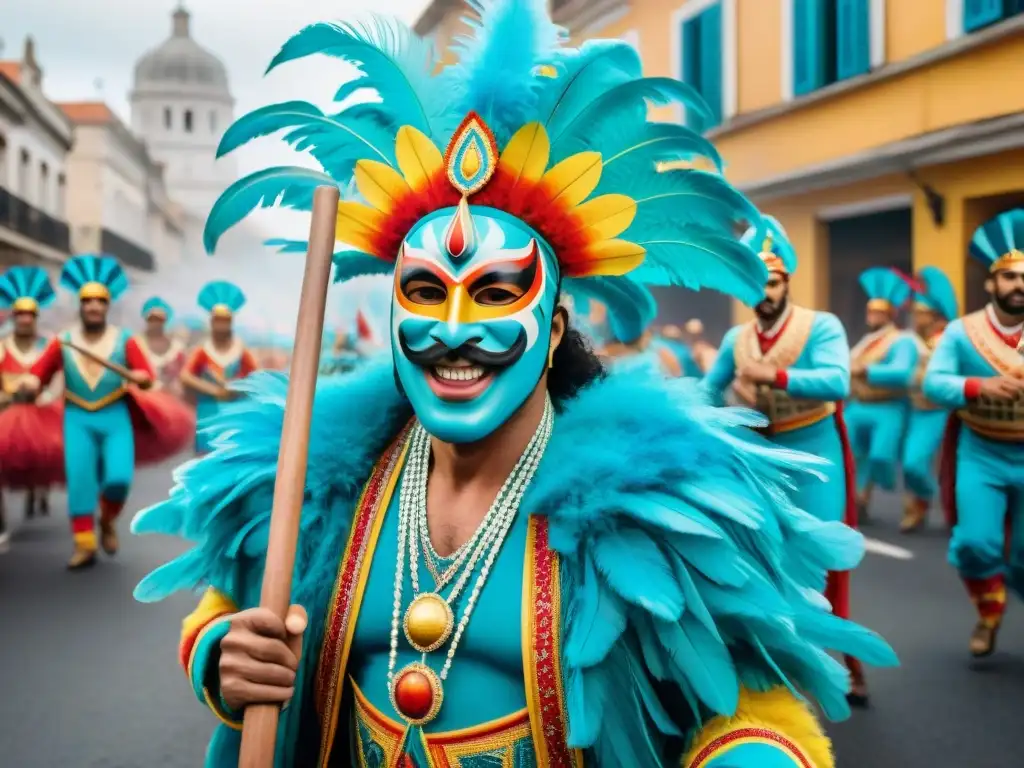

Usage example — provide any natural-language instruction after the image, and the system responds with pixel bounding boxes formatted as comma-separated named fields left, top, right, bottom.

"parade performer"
left=900, top=267, right=958, bottom=532
left=0, top=267, right=63, bottom=548
left=846, top=267, right=915, bottom=519
left=658, top=324, right=704, bottom=377
left=22, top=254, right=190, bottom=569
left=923, top=208, right=1024, bottom=658
left=683, top=318, right=718, bottom=374
left=179, top=280, right=258, bottom=454
left=702, top=219, right=869, bottom=705
left=133, top=2, right=895, bottom=765
left=137, top=296, right=187, bottom=394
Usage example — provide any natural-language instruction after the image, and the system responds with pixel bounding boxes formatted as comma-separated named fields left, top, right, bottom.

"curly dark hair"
left=547, top=308, right=606, bottom=407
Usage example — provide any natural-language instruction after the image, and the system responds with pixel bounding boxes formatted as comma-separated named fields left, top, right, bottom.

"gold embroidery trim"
left=65, top=387, right=126, bottom=411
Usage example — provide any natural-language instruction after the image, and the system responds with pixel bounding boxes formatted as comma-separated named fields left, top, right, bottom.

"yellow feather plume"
left=395, top=126, right=444, bottom=193
left=498, top=123, right=550, bottom=187
left=354, top=159, right=412, bottom=213
left=540, top=151, right=603, bottom=209
left=566, top=239, right=646, bottom=278
left=574, top=194, right=637, bottom=240
left=336, top=201, right=386, bottom=254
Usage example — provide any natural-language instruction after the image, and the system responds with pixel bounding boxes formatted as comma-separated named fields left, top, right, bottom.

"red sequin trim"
left=689, top=727, right=814, bottom=768
left=530, top=517, right=577, bottom=767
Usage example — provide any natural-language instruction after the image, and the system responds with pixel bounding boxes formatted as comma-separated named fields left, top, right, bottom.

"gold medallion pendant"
left=391, top=662, right=444, bottom=725
left=403, top=592, right=454, bottom=653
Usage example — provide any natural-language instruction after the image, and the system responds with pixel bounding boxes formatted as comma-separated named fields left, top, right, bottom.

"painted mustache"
left=399, top=327, right=528, bottom=369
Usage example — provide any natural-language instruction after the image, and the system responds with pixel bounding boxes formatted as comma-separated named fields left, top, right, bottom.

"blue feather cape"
left=133, top=358, right=895, bottom=766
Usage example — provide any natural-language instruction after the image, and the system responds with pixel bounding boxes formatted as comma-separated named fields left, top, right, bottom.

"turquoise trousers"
left=949, top=428, right=1024, bottom=597
left=64, top=400, right=134, bottom=519
left=771, top=416, right=847, bottom=524
left=902, top=408, right=948, bottom=501
left=846, top=400, right=907, bottom=493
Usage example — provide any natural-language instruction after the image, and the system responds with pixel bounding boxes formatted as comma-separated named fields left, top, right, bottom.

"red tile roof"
left=56, top=101, right=117, bottom=124
left=0, top=61, right=21, bottom=84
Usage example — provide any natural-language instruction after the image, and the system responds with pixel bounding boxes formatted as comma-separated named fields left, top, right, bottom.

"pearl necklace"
left=387, top=398, right=554, bottom=726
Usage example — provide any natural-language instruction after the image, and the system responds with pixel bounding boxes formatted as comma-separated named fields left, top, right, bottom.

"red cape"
left=939, top=413, right=961, bottom=528
left=824, top=401, right=858, bottom=620
left=127, top=388, right=196, bottom=465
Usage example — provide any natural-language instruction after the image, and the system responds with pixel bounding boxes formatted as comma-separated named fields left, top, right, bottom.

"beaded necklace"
left=387, top=398, right=554, bottom=726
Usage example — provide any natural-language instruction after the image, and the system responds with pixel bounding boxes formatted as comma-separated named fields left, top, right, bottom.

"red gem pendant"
left=390, top=663, right=443, bottom=725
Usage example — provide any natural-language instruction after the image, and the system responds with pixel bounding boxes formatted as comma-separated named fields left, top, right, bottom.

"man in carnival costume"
left=899, top=267, right=958, bottom=533
left=137, top=296, right=187, bottom=394
left=845, top=267, right=915, bottom=520
left=22, top=255, right=161, bottom=569
left=179, top=280, right=258, bottom=454
left=702, top=218, right=869, bottom=705
left=0, top=267, right=64, bottom=549
left=133, top=2, right=894, bottom=766
left=923, top=208, right=1024, bottom=658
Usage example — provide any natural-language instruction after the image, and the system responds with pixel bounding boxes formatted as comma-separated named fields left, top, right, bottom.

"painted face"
left=392, top=203, right=559, bottom=443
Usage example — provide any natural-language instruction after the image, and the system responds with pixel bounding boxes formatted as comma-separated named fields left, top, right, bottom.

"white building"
left=0, top=37, right=73, bottom=269
left=57, top=101, right=186, bottom=284
left=129, top=6, right=237, bottom=244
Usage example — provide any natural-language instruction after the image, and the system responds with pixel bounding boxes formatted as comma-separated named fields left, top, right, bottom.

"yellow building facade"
left=416, top=0, right=1024, bottom=331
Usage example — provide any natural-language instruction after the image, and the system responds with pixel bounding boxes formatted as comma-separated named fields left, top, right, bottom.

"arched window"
left=164, top=107, right=172, bottom=129
left=184, top=109, right=193, bottom=133
left=39, top=162, right=49, bottom=211
left=209, top=110, right=217, bottom=133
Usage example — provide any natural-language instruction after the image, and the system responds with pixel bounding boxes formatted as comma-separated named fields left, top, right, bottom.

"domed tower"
left=129, top=4, right=235, bottom=223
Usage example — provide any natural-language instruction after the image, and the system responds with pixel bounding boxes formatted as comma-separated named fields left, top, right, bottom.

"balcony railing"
left=0, top=186, right=71, bottom=254
left=99, top=227, right=155, bottom=272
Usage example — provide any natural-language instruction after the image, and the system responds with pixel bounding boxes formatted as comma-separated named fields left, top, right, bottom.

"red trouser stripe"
left=70, top=516, right=95, bottom=534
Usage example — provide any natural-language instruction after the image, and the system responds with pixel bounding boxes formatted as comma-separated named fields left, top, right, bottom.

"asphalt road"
left=1, top=460, right=1021, bottom=767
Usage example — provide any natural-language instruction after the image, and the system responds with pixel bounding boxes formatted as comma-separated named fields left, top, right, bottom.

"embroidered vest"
left=733, top=306, right=835, bottom=434
left=959, top=311, right=1024, bottom=441
left=314, top=427, right=582, bottom=768
left=61, top=327, right=130, bottom=411
left=909, top=333, right=942, bottom=411
left=849, top=327, right=902, bottom=403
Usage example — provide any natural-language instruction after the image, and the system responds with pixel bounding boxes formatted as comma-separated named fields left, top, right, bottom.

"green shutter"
left=964, top=0, right=1006, bottom=32
left=793, top=0, right=829, bottom=96
left=699, top=3, right=723, bottom=129
left=836, top=0, right=870, bottom=80
left=682, top=16, right=701, bottom=87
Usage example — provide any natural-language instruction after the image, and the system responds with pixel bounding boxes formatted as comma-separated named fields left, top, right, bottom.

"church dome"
left=133, top=7, right=229, bottom=95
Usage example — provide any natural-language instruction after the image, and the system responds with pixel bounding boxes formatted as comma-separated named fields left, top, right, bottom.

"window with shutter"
left=963, top=0, right=1007, bottom=32
left=836, top=0, right=870, bottom=80
left=793, top=0, right=829, bottom=96
left=678, top=2, right=723, bottom=131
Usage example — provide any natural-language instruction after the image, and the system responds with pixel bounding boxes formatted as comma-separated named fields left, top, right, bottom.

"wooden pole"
left=238, top=185, right=339, bottom=767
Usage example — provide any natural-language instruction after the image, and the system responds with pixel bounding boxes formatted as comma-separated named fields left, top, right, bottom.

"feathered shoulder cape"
left=134, top=356, right=895, bottom=765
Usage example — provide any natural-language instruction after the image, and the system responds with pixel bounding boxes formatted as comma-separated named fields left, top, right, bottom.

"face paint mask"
left=391, top=202, right=559, bottom=444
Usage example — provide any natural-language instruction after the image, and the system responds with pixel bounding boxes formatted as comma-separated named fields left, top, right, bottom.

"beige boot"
left=900, top=496, right=928, bottom=533
left=970, top=621, right=999, bottom=658
left=67, top=545, right=97, bottom=570
left=100, top=519, right=119, bottom=556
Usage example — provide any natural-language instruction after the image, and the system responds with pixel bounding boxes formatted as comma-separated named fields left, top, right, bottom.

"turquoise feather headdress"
left=742, top=214, right=797, bottom=275
left=913, top=266, right=958, bottom=321
left=142, top=296, right=174, bottom=322
left=970, top=208, right=1024, bottom=273
left=0, top=266, right=56, bottom=313
left=60, top=254, right=128, bottom=302
left=198, top=280, right=246, bottom=317
left=859, top=267, right=910, bottom=311
left=205, top=0, right=767, bottom=312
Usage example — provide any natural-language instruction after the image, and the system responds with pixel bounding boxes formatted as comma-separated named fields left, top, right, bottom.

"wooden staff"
left=60, top=339, right=142, bottom=383
left=238, top=185, right=339, bottom=767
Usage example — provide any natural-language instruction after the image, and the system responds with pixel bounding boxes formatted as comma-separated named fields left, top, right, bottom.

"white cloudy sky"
left=2, top=0, right=432, bottom=330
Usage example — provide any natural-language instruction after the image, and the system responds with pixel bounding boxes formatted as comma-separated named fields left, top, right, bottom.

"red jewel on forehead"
left=444, top=197, right=477, bottom=261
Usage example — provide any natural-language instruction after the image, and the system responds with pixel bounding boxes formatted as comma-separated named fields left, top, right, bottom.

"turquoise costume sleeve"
left=699, top=741, right=809, bottom=767
left=188, top=619, right=243, bottom=726
left=701, top=327, right=740, bottom=404
left=782, top=313, right=850, bottom=401
left=922, top=321, right=969, bottom=409
left=866, top=335, right=918, bottom=388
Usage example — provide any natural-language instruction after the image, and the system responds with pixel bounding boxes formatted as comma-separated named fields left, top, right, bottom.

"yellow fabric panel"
left=683, top=687, right=834, bottom=768
left=181, top=587, right=239, bottom=644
